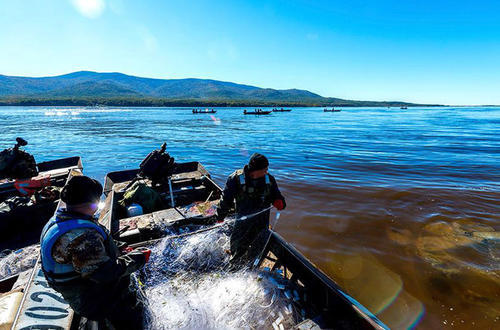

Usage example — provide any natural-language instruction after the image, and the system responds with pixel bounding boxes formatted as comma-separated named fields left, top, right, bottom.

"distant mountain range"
left=0, top=71, right=436, bottom=107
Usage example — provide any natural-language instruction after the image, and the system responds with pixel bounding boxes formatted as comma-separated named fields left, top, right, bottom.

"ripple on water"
left=0, top=106, right=498, bottom=329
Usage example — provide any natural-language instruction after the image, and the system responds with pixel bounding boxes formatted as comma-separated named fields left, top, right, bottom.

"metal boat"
left=4, top=153, right=388, bottom=329
left=0, top=157, right=83, bottom=251
left=244, top=109, right=272, bottom=115
left=192, top=109, right=217, bottom=114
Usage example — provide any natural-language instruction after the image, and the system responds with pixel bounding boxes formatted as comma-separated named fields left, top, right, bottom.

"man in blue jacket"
left=216, top=153, right=286, bottom=264
left=40, top=176, right=150, bottom=329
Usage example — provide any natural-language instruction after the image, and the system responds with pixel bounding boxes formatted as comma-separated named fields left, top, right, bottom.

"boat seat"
left=118, top=200, right=219, bottom=243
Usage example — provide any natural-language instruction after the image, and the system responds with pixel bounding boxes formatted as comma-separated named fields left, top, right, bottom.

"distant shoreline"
left=0, top=97, right=440, bottom=108
left=0, top=71, right=445, bottom=107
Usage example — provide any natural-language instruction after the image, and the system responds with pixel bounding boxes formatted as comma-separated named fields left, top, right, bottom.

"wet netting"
left=138, top=218, right=305, bottom=329
left=0, top=244, right=39, bottom=280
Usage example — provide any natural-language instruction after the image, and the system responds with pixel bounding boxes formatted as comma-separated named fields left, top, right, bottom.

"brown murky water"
left=276, top=182, right=499, bottom=329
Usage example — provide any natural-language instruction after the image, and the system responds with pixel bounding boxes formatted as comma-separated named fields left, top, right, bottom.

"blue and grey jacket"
left=40, top=209, right=109, bottom=283
left=39, top=208, right=146, bottom=319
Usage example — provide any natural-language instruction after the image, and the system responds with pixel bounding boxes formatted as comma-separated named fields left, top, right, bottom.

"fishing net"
left=139, top=219, right=302, bottom=329
left=0, top=244, right=39, bottom=280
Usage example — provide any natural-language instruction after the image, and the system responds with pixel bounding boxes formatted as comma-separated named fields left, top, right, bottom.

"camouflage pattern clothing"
left=44, top=209, right=146, bottom=329
left=52, top=228, right=110, bottom=276
left=217, top=166, right=286, bottom=263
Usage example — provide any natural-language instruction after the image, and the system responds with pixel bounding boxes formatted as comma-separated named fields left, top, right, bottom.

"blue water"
left=1, top=106, right=498, bottom=190
left=1, top=106, right=499, bottom=329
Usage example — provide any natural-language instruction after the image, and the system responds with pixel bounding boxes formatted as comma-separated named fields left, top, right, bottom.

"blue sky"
left=0, top=0, right=499, bottom=104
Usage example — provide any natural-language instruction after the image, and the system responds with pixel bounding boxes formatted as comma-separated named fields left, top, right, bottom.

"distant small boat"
left=193, top=109, right=217, bottom=114
left=272, top=108, right=292, bottom=112
left=243, top=109, right=272, bottom=115
left=324, top=108, right=341, bottom=112
left=400, top=106, right=408, bottom=109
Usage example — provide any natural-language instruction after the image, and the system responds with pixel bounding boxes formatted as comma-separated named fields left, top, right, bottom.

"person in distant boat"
left=40, top=175, right=150, bottom=329
left=216, top=153, right=286, bottom=264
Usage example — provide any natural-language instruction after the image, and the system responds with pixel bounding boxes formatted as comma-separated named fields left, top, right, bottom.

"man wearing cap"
left=216, top=153, right=286, bottom=264
left=40, top=175, right=150, bottom=329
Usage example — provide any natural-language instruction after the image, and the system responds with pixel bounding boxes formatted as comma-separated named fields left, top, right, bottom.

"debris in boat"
left=119, top=182, right=165, bottom=214
left=126, top=203, right=144, bottom=217
left=118, top=200, right=219, bottom=236
left=0, top=196, right=34, bottom=214
left=140, top=227, right=302, bottom=329
left=0, top=244, right=39, bottom=280
left=180, top=200, right=218, bottom=218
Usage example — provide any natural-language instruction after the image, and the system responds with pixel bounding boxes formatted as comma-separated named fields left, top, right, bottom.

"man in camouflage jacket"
left=40, top=176, right=150, bottom=329
left=216, top=153, right=286, bottom=264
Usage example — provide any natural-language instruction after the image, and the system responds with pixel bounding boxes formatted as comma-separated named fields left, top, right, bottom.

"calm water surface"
left=1, top=106, right=499, bottom=329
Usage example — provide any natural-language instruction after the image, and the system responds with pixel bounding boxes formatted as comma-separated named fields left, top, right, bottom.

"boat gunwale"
left=260, top=232, right=389, bottom=330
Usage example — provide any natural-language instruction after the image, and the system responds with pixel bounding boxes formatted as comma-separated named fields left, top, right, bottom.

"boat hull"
left=0, top=157, right=83, bottom=251
left=244, top=111, right=272, bottom=115
left=8, top=157, right=388, bottom=330
left=257, top=231, right=388, bottom=329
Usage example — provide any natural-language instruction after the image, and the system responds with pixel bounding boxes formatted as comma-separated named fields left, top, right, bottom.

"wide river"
left=1, top=106, right=499, bottom=329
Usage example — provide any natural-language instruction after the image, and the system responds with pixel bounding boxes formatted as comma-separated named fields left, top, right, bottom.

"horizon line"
left=2, top=70, right=495, bottom=106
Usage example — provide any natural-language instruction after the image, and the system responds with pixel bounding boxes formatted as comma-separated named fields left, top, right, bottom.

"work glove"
left=136, top=247, right=152, bottom=263
left=121, top=246, right=134, bottom=254
left=273, top=199, right=285, bottom=211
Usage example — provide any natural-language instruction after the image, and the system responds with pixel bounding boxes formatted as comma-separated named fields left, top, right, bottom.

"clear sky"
left=1, top=0, right=499, bottom=105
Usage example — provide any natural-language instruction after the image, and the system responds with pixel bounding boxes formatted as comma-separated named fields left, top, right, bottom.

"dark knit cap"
left=61, top=176, right=102, bottom=205
left=248, top=153, right=269, bottom=172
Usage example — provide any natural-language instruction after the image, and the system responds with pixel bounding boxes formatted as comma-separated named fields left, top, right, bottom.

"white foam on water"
left=43, top=108, right=133, bottom=116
